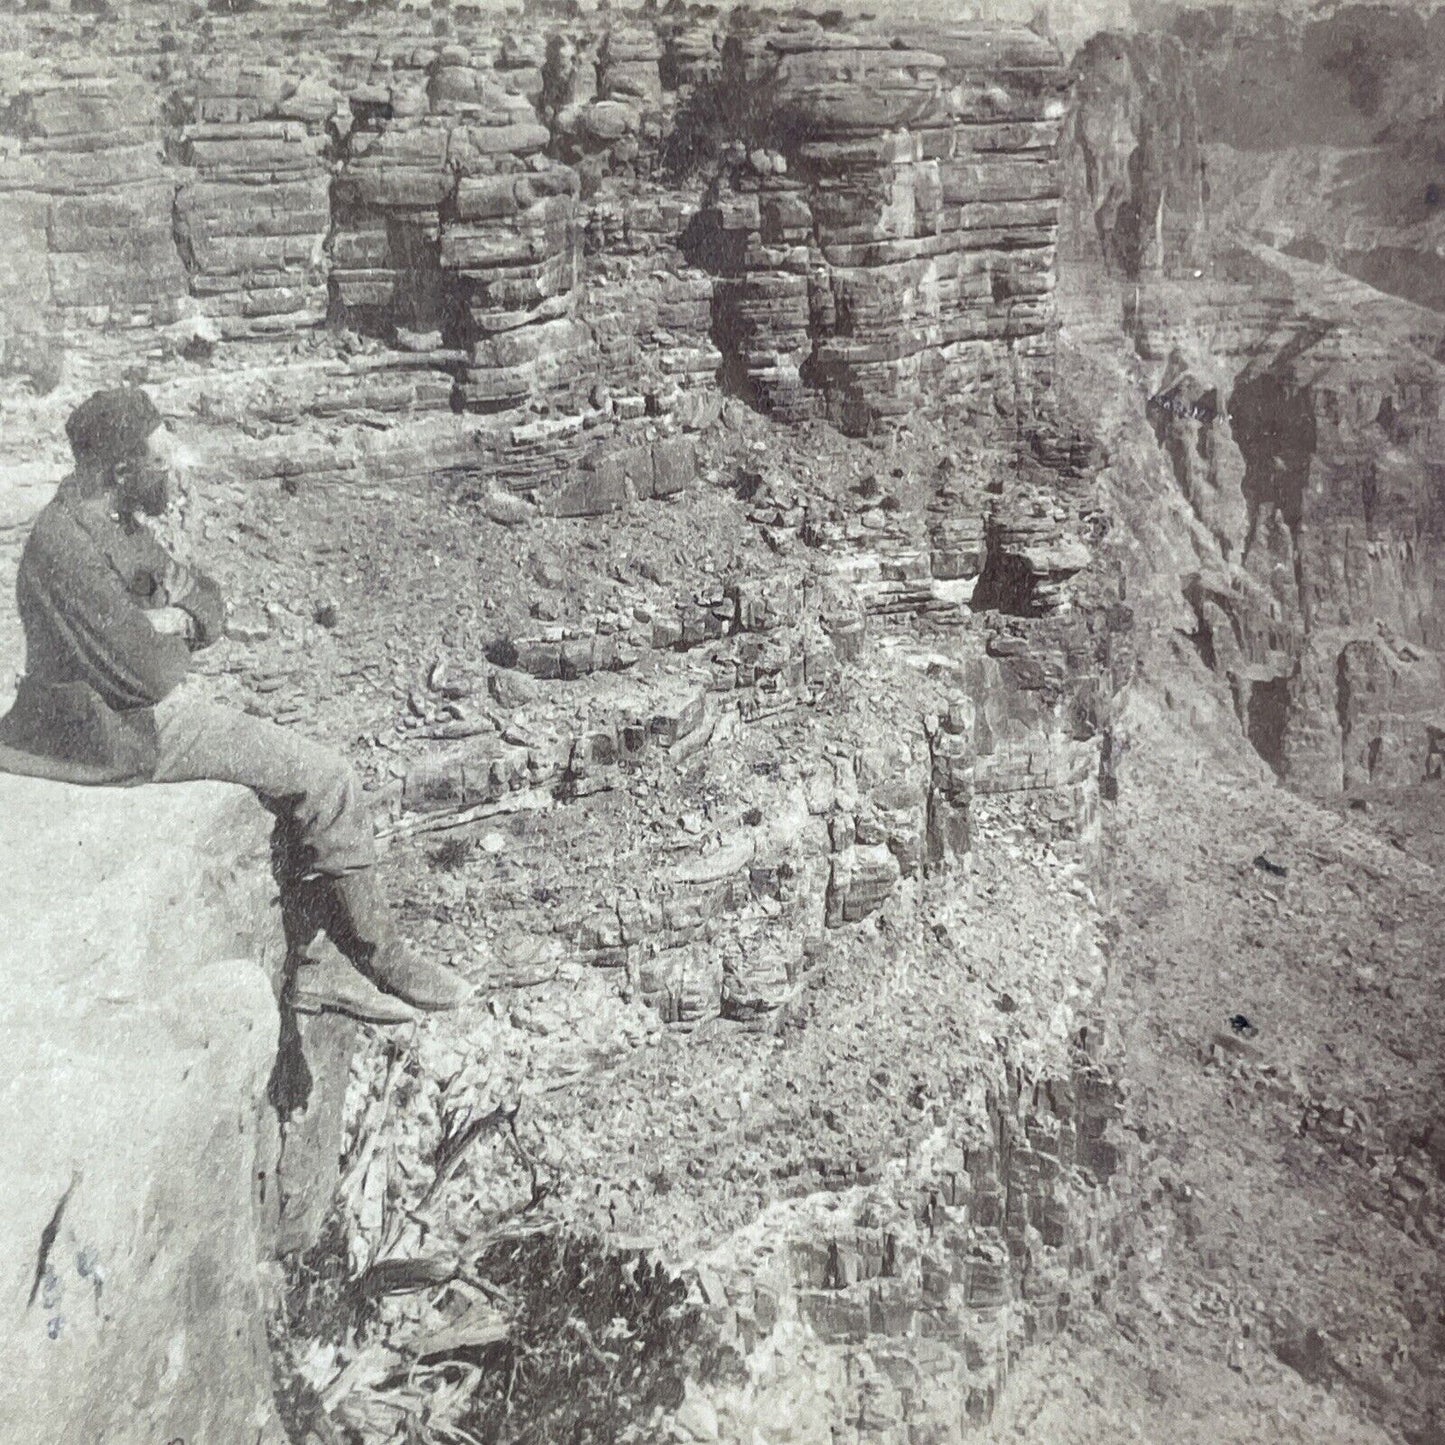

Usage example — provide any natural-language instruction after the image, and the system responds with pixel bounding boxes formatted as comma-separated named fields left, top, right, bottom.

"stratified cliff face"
left=1175, top=2, right=1445, bottom=314
left=684, top=26, right=1068, bottom=432
left=1059, top=19, right=1445, bottom=793
left=0, top=12, right=1072, bottom=459
left=1226, top=315, right=1445, bottom=790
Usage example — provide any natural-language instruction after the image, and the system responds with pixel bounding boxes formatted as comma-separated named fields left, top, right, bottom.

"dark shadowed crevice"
left=1335, top=645, right=1352, bottom=746
left=1246, top=675, right=1291, bottom=777
left=1111, top=142, right=1148, bottom=277
left=1183, top=611, right=1217, bottom=670
left=386, top=217, right=446, bottom=335
left=680, top=203, right=763, bottom=410
left=1366, top=734, right=1383, bottom=776
left=1228, top=370, right=1317, bottom=555
left=972, top=521, right=1043, bottom=616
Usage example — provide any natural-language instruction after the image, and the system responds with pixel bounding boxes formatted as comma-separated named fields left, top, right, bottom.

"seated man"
left=0, top=386, right=470, bottom=1020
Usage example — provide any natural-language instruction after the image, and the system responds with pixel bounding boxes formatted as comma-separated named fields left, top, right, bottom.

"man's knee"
left=298, top=736, right=363, bottom=809
left=288, top=733, right=378, bottom=875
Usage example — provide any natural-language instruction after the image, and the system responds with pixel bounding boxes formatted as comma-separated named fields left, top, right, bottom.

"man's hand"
left=147, top=606, right=194, bottom=640
left=157, top=555, right=196, bottom=607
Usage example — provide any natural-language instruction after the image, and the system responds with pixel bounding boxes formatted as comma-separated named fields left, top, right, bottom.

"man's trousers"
left=152, top=690, right=378, bottom=877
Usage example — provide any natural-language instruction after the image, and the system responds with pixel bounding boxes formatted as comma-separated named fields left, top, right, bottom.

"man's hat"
left=64, top=387, right=163, bottom=467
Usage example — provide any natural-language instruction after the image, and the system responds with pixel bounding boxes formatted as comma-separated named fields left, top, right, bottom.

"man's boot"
left=290, top=941, right=422, bottom=1027
left=325, top=869, right=472, bottom=1012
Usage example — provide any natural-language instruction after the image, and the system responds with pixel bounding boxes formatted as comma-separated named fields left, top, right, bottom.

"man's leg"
left=152, top=691, right=469, bottom=1010
left=152, top=690, right=377, bottom=876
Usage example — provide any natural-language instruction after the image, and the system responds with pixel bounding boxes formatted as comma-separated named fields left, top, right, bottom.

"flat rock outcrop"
left=0, top=773, right=344, bottom=1445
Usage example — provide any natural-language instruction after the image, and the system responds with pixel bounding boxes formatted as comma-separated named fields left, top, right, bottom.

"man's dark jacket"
left=0, top=482, right=223, bottom=783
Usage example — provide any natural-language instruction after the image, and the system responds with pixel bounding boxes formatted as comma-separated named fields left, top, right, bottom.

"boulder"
left=0, top=775, right=346, bottom=1445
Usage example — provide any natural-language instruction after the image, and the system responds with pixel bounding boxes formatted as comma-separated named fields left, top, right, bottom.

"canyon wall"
left=0, top=7, right=1069, bottom=452
left=1058, top=16, right=1445, bottom=792
left=683, top=26, right=1067, bottom=431
left=1176, top=2, right=1445, bottom=314
left=0, top=8, right=1142, bottom=1441
left=4, top=3, right=1441, bottom=1442
left=0, top=1, right=1121, bottom=956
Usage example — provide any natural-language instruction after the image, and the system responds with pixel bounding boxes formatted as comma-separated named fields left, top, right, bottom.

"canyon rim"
left=1, top=0, right=1444, bottom=1442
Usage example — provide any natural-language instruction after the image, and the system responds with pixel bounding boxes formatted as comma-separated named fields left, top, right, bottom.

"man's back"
left=0, top=486, right=220, bottom=782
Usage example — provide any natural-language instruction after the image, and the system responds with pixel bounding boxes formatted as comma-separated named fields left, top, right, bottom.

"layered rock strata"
left=684, top=25, right=1069, bottom=433
left=0, top=76, right=185, bottom=343
left=172, top=60, right=336, bottom=336
left=700, top=1047, right=1130, bottom=1442
left=0, top=16, right=1074, bottom=454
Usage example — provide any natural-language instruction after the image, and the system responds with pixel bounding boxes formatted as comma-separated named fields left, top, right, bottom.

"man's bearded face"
left=118, top=427, right=179, bottom=518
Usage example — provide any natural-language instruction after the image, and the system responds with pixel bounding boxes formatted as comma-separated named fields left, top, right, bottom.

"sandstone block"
left=543, top=465, right=630, bottom=518
left=0, top=776, right=326, bottom=1445
left=649, top=436, right=695, bottom=498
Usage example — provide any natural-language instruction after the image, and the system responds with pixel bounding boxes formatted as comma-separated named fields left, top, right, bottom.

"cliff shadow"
left=263, top=809, right=358, bottom=1255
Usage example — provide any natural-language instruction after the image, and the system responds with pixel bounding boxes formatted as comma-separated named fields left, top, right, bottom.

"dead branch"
left=377, top=789, right=552, bottom=845
left=352, top=1251, right=461, bottom=1302
left=337, top=1037, right=406, bottom=1202
left=423, top=1099, right=518, bottom=1209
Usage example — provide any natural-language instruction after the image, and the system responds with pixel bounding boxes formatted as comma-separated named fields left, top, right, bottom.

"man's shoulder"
left=20, top=485, right=101, bottom=575
left=27, top=482, right=84, bottom=535
left=22, top=489, right=72, bottom=546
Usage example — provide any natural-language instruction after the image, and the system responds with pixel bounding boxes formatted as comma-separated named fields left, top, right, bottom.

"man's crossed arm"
left=131, top=543, right=225, bottom=649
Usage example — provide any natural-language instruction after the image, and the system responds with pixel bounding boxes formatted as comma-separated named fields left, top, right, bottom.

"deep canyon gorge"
left=0, top=1, right=1443, bottom=1442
